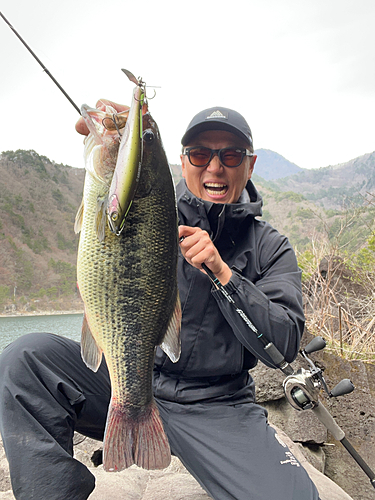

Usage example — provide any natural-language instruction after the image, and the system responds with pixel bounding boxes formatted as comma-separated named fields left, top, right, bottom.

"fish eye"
left=143, top=129, right=154, bottom=144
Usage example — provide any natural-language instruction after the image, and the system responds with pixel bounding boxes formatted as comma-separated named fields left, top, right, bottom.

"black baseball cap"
left=181, top=106, right=253, bottom=148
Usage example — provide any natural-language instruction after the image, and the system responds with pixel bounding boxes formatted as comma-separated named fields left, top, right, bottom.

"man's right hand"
left=75, top=100, right=130, bottom=136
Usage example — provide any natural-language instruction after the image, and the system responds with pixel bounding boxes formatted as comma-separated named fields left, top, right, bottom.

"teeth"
left=205, top=183, right=226, bottom=188
left=204, top=182, right=228, bottom=195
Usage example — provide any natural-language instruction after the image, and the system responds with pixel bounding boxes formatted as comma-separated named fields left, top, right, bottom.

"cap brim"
left=181, top=121, right=251, bottom=146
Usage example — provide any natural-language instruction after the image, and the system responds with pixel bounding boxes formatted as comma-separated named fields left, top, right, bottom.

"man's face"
left=181, top=130, right=257, bottom=204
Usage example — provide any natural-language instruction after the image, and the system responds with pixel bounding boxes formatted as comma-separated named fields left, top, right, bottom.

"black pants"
left=0, top=333, right=320, bottom=500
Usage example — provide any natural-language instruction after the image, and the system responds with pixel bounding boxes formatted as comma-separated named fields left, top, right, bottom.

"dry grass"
left=297, top=238, right=375, bottom=362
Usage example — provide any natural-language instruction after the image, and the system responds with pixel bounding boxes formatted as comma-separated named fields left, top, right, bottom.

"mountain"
left=250, top=150, right=375, bottom=255
left=267, top=151, right=375, bottom=209
left=0, top=150, right=85, bottom=313
left=253, top=149, right=304, bottom=180
left=1, top=147, right=375, bottom=314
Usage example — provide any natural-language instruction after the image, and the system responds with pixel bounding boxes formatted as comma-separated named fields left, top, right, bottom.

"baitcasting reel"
left=283, top=337, right=375, bottom=490
left=283, top=336, right=354, bottom=411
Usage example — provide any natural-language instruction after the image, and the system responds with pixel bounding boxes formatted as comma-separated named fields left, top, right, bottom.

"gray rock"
left=0, top=443, right=11, bottom=494
left=295, top=443, right=326, bottom=474
left=251, top=361, right=286, bottom=402
left=0, top=428, right=354, bottom=500
left=0, top=493, right=15, bottom=500
left=262, top=398, right=328, bottom=444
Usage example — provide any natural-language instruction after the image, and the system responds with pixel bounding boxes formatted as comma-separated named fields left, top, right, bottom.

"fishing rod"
left=201, top=262, right=294, bottom=375
left=0, top=11, right=81, bottom=115
left=201, top=262, right=375, bottom=491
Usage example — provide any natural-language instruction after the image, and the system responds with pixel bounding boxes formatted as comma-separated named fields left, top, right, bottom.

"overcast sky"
left=0, top=0, right=374, bottom=172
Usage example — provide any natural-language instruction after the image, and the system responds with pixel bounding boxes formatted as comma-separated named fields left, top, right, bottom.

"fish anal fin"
left=74, top=199, right=84, bottom=234
left=103, top=400, right=170, bottom=472
left=81, top=313, right=103, bottom=372
left=95, top=196, right=107, bottom=242
left=160, top=293, right=181, bottom=363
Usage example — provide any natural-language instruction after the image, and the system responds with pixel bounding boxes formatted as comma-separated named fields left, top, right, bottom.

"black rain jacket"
left=153, top=179, right=304, bottom=404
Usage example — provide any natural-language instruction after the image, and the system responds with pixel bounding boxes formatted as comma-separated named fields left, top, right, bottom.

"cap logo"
left=206, top=110, right=228, bottom=120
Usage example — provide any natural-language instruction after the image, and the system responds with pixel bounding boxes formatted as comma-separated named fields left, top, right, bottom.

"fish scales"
left=77, top=107, right=180, bottom=472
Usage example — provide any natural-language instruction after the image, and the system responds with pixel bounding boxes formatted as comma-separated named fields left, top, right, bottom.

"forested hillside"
left=0, top=150, right=84, bottom=312
left=1, top=148, right=375, bottom=333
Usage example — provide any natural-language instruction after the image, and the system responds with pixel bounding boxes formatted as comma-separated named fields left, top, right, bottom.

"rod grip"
left=312, top=402, right=345, bottom=441
left=264, top=343, right=293, bottom=374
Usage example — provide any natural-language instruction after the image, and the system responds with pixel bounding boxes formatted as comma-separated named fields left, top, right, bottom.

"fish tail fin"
left=134, top=402, right=171, bottom=470
left=103, top=399, right=171, bottom=472
left=102, top=400, right=134, bottom=472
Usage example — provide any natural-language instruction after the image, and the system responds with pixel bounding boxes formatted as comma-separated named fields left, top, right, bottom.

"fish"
left=75, top=95, right=181, bottom=472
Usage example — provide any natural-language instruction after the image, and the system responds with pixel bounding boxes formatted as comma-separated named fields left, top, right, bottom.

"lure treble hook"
left=121, top=68, right=159, bottom=101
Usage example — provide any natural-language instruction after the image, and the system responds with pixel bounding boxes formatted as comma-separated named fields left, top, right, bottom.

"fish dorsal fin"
left=81, top=313, right=103, bottom=372
left=74, top=198, right=84, bottom=234
left=160, top=293, right=181, bottom=363
left=95, top=196, right=107, bottom=242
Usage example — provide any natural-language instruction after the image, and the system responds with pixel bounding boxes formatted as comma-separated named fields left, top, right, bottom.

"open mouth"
left=204, top=182, right=228, bottom=196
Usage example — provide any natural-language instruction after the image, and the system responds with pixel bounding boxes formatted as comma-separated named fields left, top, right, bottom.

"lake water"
left=0, top=313, right=83, bottom=352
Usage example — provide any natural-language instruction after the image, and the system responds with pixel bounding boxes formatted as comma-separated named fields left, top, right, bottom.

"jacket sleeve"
left=211, top=229, right=304, bottom=369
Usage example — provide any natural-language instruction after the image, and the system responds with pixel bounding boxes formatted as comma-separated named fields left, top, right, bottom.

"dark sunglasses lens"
left=220, top=149, right=244, bottom=167
left=188, top=147, right=212, bottom=166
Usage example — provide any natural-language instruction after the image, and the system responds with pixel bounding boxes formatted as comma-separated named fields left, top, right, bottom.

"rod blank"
left=0, top=11, right=81, bottom=115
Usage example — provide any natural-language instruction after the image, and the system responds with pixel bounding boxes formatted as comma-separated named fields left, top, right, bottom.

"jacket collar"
left=176, top=179, right=263, bottom=242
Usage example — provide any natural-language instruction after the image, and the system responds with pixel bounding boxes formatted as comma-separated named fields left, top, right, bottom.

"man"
left=0, top=104, right=320, bottom=499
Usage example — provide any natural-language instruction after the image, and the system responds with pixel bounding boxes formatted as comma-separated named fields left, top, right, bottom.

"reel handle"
left=330, top=379, right=355, bottom=398
left=303, top=336, right=326, bottom=355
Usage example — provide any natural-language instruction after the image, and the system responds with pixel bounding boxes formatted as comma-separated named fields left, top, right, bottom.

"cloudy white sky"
left=0, top=0, right=374, bottom=172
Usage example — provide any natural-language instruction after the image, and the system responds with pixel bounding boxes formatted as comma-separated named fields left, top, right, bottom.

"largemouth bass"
left=75, top=100, right=181, bottom=472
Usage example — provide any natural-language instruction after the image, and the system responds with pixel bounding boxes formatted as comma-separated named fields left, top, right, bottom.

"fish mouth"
left=204, top=182, right=228, bottom=197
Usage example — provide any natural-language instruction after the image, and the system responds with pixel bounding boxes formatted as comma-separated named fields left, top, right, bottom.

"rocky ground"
left=1, top=333, right=372, bottom=499
left=0, top=426, right=353, bottom=500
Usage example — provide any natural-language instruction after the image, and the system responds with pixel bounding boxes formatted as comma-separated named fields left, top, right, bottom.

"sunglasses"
left=183, top=146, right=254, bottom=168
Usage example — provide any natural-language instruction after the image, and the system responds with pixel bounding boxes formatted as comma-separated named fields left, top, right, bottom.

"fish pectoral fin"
left=95, top=196, right=107, bottom=242
left=159, top=293, right=181, bottom=363
left=81, top=313, right=103, bottom=372
left=74, top=198, right=84, bottom=234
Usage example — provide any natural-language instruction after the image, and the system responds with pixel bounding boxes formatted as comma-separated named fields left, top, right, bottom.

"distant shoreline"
left=0, top=310, right=84, bottom=319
